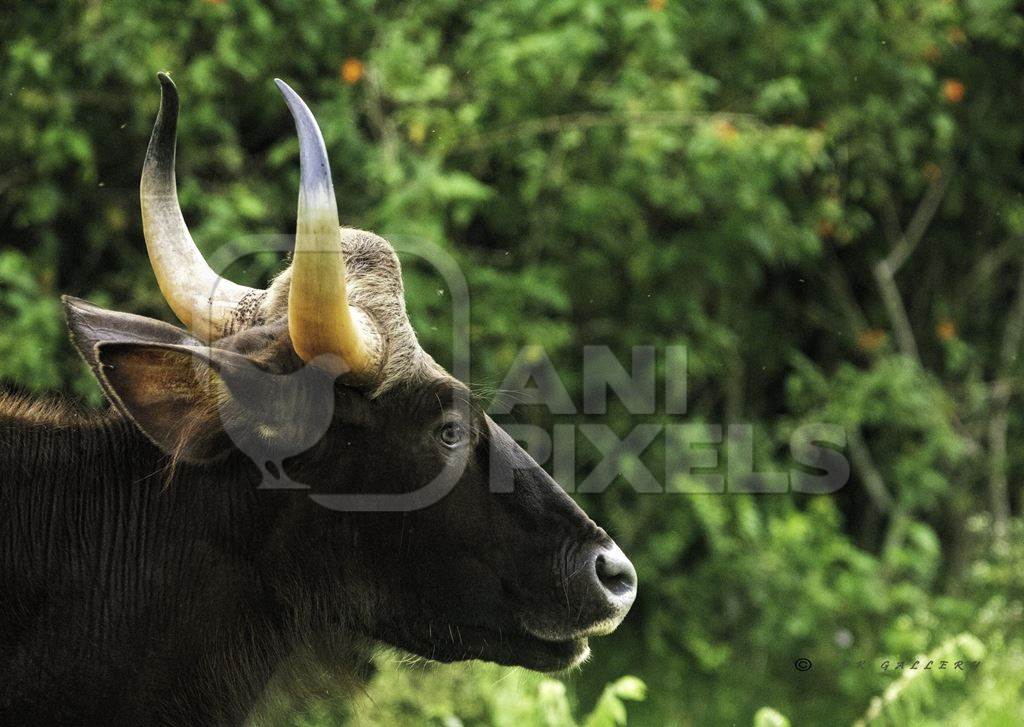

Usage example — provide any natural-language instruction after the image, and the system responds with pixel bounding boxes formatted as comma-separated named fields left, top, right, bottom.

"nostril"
left=594, top=548, right=637, bottom=598
left=574, top=543, right=637, bottom=634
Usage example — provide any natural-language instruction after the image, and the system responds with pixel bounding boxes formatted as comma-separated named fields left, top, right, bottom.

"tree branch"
left=987, top=260, right=1024, bottom=542
left=883, top=163, right=954, bottom=275
left=824, top=257, right=871, bottom=334
left=872, top=258, right=921, bottom=361
left=988, top=382, right=1011, bottom=542
left=847, top=425, right=896, bottom=513
left=872, top=162, right=955, bottom=363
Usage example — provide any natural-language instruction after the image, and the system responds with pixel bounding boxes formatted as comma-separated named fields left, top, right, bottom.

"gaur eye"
left=437, top=421, right=469, bottom=448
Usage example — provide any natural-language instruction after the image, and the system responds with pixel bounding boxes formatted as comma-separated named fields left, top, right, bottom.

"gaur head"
left=65, top=74, right=636, bottom=672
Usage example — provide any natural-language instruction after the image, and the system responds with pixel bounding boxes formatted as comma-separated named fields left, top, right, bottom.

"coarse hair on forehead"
left=260, top=228, right=450, bottom=397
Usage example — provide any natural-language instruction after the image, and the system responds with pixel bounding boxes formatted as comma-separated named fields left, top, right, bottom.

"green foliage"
left=752, top=707, right=791, bottom=727
left=854, top=633, right=986, bottom=726
left=0, top=249, right=63, bottom=391
left=255, top=655, right=645, bottom=726
left=582, top=676, right=647, bottom=727
left=3, top=0, right=1024, bottom=725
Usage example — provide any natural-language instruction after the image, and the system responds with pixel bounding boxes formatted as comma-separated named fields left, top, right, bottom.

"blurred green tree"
left=2, top=1, right=1024, bottom=724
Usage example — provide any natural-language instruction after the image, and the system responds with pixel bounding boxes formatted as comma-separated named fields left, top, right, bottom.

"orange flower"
left=340, top=58, right=364, bottom=85
left=948, top=26, right=966, bottom=45
left=713, top=119, right=738, bottom=143
left=942, top=79, right=965, bottom=103
left=936, top=319, right=957, bottom=341
left=922, top=162, right=942, bottom=183
left=815, top=218, right=835, bottom=239
left=857, top=329, right=887, bottom=353
left=649, top=0, right=666, bottom=11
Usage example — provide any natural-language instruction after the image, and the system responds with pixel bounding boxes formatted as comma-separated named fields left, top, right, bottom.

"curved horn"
left=141, top=73, right=260, bottom=341
left=275, top=79, right=381, bottom=376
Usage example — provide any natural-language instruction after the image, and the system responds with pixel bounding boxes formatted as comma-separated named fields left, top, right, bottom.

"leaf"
left=753, top=707, right=791, bottom=727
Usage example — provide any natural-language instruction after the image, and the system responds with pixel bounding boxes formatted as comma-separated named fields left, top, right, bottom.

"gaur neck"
left=0, top=396, right=350, bottom=724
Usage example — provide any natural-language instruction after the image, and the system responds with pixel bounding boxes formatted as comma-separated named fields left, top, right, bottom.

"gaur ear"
left=64, top=296, right=201, bottom=371
left=65, top=297, right=339, bottom=466
left=92, top=341, right=261, bottom=463
left=64, top=296, right=247, bottom=462
left=94, top=341, right=340, bottom=468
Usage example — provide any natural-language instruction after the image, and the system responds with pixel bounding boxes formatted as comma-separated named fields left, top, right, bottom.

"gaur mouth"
left=489, top=630, right=591, bottom=672
left=383, top=623, right=591, bottom=672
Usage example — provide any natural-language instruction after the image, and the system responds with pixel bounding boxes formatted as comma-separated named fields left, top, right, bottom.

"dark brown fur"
left=0, top=307, right=628, bottom=725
